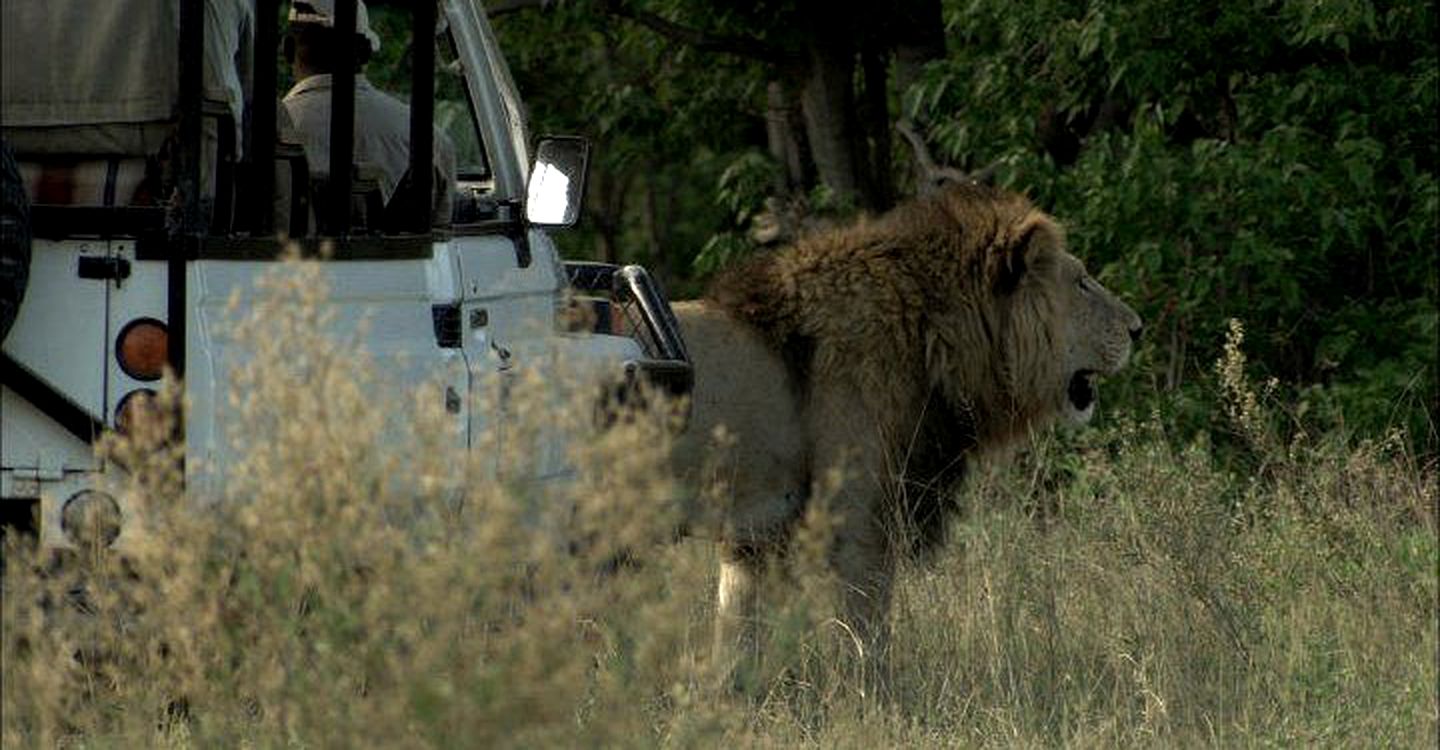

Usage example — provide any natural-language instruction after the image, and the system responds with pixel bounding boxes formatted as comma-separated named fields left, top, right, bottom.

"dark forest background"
left=379, top=0, right=1436, bottom=451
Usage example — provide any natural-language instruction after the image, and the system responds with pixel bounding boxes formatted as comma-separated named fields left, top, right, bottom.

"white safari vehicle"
left=0, top=0, right=690, bottom=550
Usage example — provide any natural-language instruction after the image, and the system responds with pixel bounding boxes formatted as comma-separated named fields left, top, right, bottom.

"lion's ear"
left=999, top=216, right=1062, bottom=293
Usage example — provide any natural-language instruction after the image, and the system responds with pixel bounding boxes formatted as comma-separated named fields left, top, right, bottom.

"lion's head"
left=917, top=185, right=1142, bottom=443
left=1050, top=240, right=1143, bottom=424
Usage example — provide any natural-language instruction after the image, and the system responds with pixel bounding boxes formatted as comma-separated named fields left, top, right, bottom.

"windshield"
left=438, top=30, right=489, bottom=182
left=360, top=8, right=490, bottom=184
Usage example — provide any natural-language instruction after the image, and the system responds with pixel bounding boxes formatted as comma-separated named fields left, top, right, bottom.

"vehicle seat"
left=311, top=162, right=385, bottom=236
left=381, top=165, right=454, bottom=232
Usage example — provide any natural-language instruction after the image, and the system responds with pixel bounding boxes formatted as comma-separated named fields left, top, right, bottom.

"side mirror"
left=525, top=136, right=590, bottom=228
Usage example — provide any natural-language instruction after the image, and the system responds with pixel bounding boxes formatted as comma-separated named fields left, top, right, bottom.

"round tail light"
left=114, top=388, right=160, bottom=435
left=116, top=318, right=168, bottom=381
left=61, top=490, right=122, bottom=549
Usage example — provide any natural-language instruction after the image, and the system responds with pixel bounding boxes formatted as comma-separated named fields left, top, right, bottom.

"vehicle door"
left=436, top=7, right=565, bottom=471
left=0, top=233, right=111, bottom=475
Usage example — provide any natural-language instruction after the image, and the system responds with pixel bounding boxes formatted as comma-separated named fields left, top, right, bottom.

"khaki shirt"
left=282, top=74, right=456, bottom=224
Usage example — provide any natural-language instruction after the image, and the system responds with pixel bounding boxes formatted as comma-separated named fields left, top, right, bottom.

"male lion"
left=671, top=182, right=1142, bottom=682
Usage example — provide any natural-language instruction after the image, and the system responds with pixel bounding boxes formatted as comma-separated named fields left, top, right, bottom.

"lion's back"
left=672, top=300, right=809, bottom=543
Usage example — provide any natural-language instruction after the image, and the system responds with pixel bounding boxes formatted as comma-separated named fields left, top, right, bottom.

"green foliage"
left=714, top=150, right=780, bottom=225
left=693, top=151, right=776, bottom=275
left=908, top=0, right=1438, bottom=448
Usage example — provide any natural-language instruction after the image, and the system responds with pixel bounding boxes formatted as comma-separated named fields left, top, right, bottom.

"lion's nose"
left=1129, top=323, right=1143, bottom=343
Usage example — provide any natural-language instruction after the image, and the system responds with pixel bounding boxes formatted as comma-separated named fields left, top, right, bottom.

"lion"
left=670, top=182, right=1142, bottom=683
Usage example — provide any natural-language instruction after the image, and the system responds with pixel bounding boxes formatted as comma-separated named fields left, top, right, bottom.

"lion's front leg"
left=828, top=505, right=896, bottom=695
left=805, top=379, right=900, bottom=696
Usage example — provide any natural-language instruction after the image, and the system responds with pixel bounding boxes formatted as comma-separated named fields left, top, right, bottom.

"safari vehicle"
left=0, top=0, right=690, bottom=551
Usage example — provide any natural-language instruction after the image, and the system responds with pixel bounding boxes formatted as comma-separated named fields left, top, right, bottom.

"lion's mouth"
left=1067, top=370, right=1097, bottom=413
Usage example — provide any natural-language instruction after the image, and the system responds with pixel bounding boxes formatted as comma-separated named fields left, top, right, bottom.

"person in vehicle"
left=282, top=0, right=456, bottom=227
left=204, top=0, right=255, bottom=162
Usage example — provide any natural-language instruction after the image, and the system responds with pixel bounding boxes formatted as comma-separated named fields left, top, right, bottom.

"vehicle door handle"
left=491, top=341, right=512, bottom=371
left=77, top=256, right=132, bottom=286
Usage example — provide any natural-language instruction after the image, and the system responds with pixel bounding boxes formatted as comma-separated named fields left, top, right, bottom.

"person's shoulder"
left=357, top=82, right=412, bottom=124
left=358, top=80, right=409, bottom=109
left=284, top=74, right=332, bottom=102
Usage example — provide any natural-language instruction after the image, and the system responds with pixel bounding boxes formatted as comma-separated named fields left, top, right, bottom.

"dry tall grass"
left=3, top=266, right=1435, bottom=747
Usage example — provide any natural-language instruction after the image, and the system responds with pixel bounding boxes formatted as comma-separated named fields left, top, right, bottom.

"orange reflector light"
left=114, top=388, right=159, bottom=435
left=116, top=318, right=168, bottom=381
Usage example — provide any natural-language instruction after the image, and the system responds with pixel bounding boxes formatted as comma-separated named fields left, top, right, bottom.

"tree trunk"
left=587, top=167, right=628, bottom=264
left=765, top=80, right=809, bottom=195
left=889, top=0, right=947, bottom=191
left=859, top=44, right=894, bottom=210
left=640, top=166, right=670, bottom=279
left=890, top=0, right=946, bottom=97
left=799, top=37, right=862, bottom=208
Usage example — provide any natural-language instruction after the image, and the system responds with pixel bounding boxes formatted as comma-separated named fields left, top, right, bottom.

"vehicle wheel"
left=0, top=140, right=31, bottom=343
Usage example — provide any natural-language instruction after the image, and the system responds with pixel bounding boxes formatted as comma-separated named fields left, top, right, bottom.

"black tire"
left=0, top=139, right=31, bottom=343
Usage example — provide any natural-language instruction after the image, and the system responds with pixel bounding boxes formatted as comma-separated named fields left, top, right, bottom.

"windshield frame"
left=442, top=0, right=529, bottom=202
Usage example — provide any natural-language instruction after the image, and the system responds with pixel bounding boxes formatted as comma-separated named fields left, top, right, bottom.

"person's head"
left=284, top=0, right=382, bottom=77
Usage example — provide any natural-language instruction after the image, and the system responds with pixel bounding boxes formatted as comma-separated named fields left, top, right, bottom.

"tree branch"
left=896, top=120, right=999, bottom=191
left=486, top=0, right=556, bottom=18
left=599, top=0, right=795, bottom=66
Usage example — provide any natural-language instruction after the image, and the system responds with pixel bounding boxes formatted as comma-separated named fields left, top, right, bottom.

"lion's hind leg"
left=713, top=542, right=768, bottom=693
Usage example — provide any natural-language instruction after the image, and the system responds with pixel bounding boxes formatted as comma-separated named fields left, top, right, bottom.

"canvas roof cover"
left=1, top=1, right=180, bottom=128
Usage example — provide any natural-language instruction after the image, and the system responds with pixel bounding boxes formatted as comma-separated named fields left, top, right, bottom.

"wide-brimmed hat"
left=288, top=0, right=382, bottom=54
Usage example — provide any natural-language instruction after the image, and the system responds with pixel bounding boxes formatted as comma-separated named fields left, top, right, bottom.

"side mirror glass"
left=525, top=136, right=590, bottom=228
